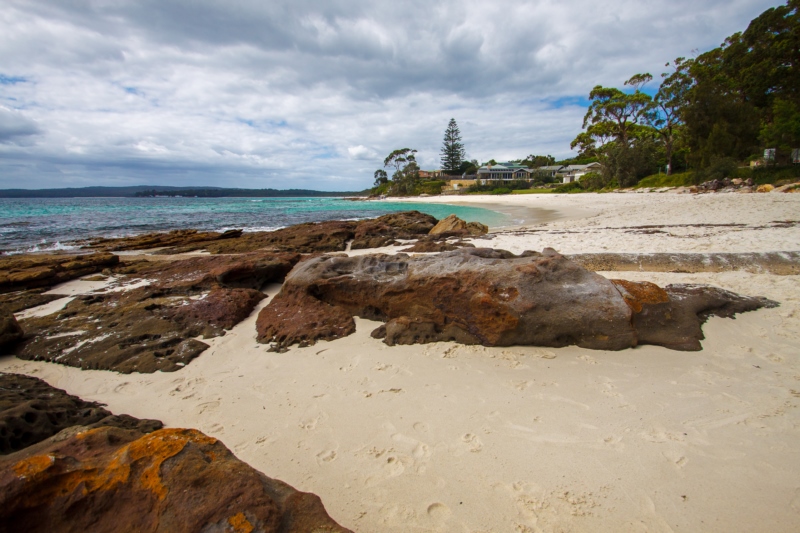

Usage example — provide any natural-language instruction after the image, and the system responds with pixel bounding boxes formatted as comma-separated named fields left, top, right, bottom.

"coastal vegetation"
left=371, top=1, right=798, bottom=197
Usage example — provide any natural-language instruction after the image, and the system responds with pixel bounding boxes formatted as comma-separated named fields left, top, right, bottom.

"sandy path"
left=2, top=192, right=800, bottom=532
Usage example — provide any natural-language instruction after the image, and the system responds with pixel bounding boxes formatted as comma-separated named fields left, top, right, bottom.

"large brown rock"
left=0, top=425, right=351, bottom=533
left=0, top=373, right=162, bottom=455
left=428, top=214, right=488, bottom=238
left=0, top=253, right=119, bottom=293
left=256, top=248, right=776, bottom=351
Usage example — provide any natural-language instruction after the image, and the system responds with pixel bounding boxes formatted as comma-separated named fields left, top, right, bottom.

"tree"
left=383, top=148, right=420, bottom=195
left=440, top=118, right=466, bottom=175
left=522, top=154, right=556, bottom=168
left=643, top=61, right=691, bottom=174
left=571, top=74, right=658, bottom=187
left=373, top=169, right=388, bottom=187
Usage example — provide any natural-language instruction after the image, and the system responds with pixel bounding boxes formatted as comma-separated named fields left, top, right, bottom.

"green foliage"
left=692, top=157, right=740, bottom=183
left=373, top=169, right=388, bottom=187
left=490, top=187, right=512, bottom=195
left=440, top=119, right=466, bottom=175
left=466, top=180, right=532, bottom=193
left=578, top=171, right=607, bottom=191
left=522, top=154, right=556, bottom=168
left=635, top=171, right=696, bottom=188
left=750, top=165, right=800, bottom=184
left=415, top=180, right=447, bottom=195
left=512, top=188, right=555, bottom=194
left=382, top=148, right=420, bottom=195
left=760, top=98, right=800, bottom=161
left=553, top=181, right=584, bottom=193
left=459, top=160, right=479, bottom=175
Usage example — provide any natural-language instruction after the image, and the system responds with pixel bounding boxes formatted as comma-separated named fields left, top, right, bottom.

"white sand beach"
left=3, top=192, right=800, bottom=532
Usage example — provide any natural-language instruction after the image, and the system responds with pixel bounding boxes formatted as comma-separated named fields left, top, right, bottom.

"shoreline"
left=2, top=192, right=800, bottom=532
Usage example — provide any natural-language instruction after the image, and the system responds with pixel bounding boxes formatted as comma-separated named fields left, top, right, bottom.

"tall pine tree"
left=440, top=118, right=466, bottom=175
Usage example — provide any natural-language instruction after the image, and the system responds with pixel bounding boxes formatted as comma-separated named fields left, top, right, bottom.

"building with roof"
left=559, top=162, right=602, bottom=183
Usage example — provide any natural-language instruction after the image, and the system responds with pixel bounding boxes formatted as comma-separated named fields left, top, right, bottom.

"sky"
left=0, top=0, right=783, bottom=191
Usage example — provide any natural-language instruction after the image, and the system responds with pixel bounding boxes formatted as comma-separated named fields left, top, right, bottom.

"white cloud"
left=0, top=0, right=781, bottom=189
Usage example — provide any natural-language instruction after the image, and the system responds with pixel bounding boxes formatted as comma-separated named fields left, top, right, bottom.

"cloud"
left=0, top=106, right=41, bottom=144
left=0, top=0, right=781, bottom=189
left=348, top=145, right=379, bottom=160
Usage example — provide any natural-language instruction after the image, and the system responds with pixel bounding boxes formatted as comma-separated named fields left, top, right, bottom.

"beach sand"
left=2, top=192, right=800, bottom=532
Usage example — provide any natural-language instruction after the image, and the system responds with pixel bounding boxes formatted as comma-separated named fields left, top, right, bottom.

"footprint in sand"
left=196, top=400, right=220, bottom=415
left=426, top=502, right=451, bottom=522
left=206, top=422, right=224, bottom=434
left=462, top=433, right=483, bottom=453
left=578, top=354, right=599, bottom=365
left=113, top=382, right=130, bottom=393
left=299, top=417, right=318, bottom=430
left=316, top=449, right=338, bottom=464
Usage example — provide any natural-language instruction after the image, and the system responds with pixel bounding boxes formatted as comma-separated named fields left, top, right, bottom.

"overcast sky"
left=0, top=0, right=781, bottom=190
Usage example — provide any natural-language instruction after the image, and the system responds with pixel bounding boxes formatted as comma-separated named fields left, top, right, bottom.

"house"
left=475, top=162, right=533, bottom=181
left=419, top=170, right=444, bottom=178
left=559, top=162, right=602, bottom=183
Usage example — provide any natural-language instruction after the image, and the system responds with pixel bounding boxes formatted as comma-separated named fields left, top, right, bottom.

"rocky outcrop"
left=82, top=211, right=441, bottom=255
left=0, top=374, right=351, bottom=532
left=0, top=373, right=162, bottom=455
left=86, top=228, right=243, bottom=252
left=0, top=312, right=23, bottom=351
left=428, top=214, right=488, bottom=237
left=0, top=425, right=351, bottom=533
left=256, top=248, right=776, bottom=351
left=13, top=252, right=300, bottom=373
left=0, top=289, right=64, bottom=315
left=351, top=211, right=438, bottom=249
left=0, top=253, right=119, bottom=293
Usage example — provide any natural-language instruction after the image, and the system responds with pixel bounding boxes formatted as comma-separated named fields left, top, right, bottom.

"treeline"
left=133, top=188, right=358, bottom=198
left=571, top=0, right=800, bottom=190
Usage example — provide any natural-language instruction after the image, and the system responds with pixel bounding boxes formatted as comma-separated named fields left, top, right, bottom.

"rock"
left=0, top=425, right=351, bottom=533
left=256, top=248, right=776, bottom=351
left=86, top=228, right=243, bottom=252
left=399, top=238, right=475, bottom=253
left=0, top=373, right=162, bottom=455
left=757, top=184, right=774, bottom=192
left=13, top=252, right=300, bottom=373
left=466, top=221, right=489, bottom=236
left=0, top=289, right=64, bottom=314
left=773, top=182, right=800, bottom=193
left=351, top=211, right=438, bottom=250
left=732, top=178, right=743, bottom=186
left=616, top=282, right=776, bottom=350
left=0, top=253, right=119, bottom=293
left=0, top=312, right=23, bottom=350
left=167, top=287, right=265, bottom=333
left=429, top=214, right=467, bottom=235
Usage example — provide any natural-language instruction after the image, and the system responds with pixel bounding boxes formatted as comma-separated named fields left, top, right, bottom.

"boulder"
left=466, top=221, right=489, bottom=236
left=0, top=426, right=351, bottom=533
left=429, top=214, right=467, bottom=235
left=256, top=248, right=776, bottom=352
left=0, top=373, right=162, bottom=455
left=86, top=228, right=243, bottom=252
left=0, top=253, right=119, bottom=293
left=351, top=211, right=438, bottom=249
left=0, top=312, right=23, bottom=350
left=757, top=184, right=775, bottom=192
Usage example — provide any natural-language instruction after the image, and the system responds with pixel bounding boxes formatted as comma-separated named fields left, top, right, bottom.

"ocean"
left=0, top=197, right=511, bottom=255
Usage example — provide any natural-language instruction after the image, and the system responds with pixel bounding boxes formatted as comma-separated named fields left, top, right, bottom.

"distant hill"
left=0, top=186, right=364, bottom=198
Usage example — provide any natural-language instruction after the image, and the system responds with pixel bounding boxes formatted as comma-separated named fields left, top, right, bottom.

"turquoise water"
left=0, top=197, right=510, bottom=254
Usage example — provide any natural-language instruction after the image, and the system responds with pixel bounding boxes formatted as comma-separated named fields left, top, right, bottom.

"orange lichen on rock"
left=611, top=279, right=670, bottom=313
left=228, top=512, right=256, bottom=533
